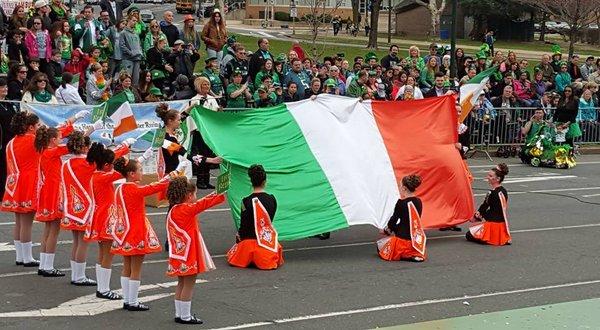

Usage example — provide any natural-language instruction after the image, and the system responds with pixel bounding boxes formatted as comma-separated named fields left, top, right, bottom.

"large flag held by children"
left=192, top=94, right=475, bottom=240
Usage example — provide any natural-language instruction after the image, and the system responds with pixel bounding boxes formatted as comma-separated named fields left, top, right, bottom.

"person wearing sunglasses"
left=143, top=19, right=169, bottom=54
left=21, top=72, right=57, bottom=104
left=24, top=16, right=52, bottom=72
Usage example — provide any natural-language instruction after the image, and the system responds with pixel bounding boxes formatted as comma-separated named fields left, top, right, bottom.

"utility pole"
left=450, top=0, right=457, bottom=80
left=387, top=0, right=391, bottom=44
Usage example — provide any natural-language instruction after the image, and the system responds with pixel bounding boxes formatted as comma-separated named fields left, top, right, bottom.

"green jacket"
left=255, top=70, right=280, bottom=88
left=142, top=31, right=170, bottom=54
left=347, top=79, right=367, bottom=98
left=72, top=18, right=104, bottom=52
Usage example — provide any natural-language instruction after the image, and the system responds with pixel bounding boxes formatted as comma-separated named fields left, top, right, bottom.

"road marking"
left=0, top=208, right=231, bottom=226
left=502, top=175, right=577, bottom=184
left=206, top=279, right=600, bottom=329
left=0, top=279, right=207, bottom=318
left=0, top=240, right=73, bottom=252
left=473, top=186, right=600, bottom=197
left=468, top=161, right=600, bottom=169
left=1, top=222, right=599, bottom=279
left=582, top=193, right=600, bottom=198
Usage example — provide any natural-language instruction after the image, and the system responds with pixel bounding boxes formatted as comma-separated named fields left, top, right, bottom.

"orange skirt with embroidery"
left=61, top=217, right=89, bottom=232
left=226, top=239, right=284, bottom=270
left=84, top=214, right=114, bottom=242
left=111, top=218, right=162, bottom=256
left=469, top=221, right=511, bottom=246
left=377, top=236, right=426, bottom=261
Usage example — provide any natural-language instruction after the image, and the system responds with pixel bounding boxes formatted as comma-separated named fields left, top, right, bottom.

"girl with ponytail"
left=1, top=111, right=41, bottom=267
left=84, top=142, right=151, bottom=300
left=34, top=110, right=89, bottom=277
left=467, top=163, right=511, bottom=246
left=111, top=156, right=181, bottom=311
left=60, top=123, right=131, bottom=286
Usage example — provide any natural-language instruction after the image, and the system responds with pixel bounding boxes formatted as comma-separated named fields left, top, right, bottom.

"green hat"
left=227, top=35, right=237, bottom=44
left=476, top=51, right=487, bottom=60
left=276, top=53, right=287, bottom=62
left=365, top=51, right=378, bottom=61
left=325, top=78, right=337, bottom=87
left=551, top=44, right=562, bottom=55
left=150, top=69, right=166, bottom=80
left=368, top=70, right=377, bottom=77
left=336, top=52, right=345, bottom=58
left=149, top=86, right=163, bottom=96
left=232, top=69, right=243, bottom=76
left=257, top=84, right=267, bottom=92
left=204, top=56, right=217, bottom=64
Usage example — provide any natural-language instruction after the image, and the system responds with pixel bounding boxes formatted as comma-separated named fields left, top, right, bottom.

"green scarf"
left=50, top=4, right=65, bottom=18
left=33, top=90, right=52, bottom=103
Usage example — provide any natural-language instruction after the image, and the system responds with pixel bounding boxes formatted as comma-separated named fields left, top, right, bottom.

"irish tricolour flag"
left=192, top=95, right=474, bottom=240
left=459, top=66, right=498, bottom=123
left=106, top=92, right=137, bottom=137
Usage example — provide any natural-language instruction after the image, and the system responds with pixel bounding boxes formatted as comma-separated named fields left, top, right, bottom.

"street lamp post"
left=450, top=0, right=457, bottom=80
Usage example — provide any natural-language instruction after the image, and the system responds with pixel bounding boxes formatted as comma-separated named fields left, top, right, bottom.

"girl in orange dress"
left=111, top=157, right=177, bottom=311
left=466, top=163, right=511, bottom=246
left=166, top=177, right=225, bottom=324
left=1, top=112, right=41, bottom=267
left=61, top=131, right=134, bottom=286
left=226, top=164, right=284, bottom=270
left=84, top=142, right=143, bottom=300
left=34, top=112, right=88, bottom=277
left=377, top=175, right=427, bottom=262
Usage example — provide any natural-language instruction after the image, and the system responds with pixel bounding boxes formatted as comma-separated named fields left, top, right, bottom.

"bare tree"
left=366, top=0, right=383, bottom=49
left=415, top=0, right=447, bottom=40
left=518, top=0, right=600, bottom=57
left=301, top=0, right=345, bottom=59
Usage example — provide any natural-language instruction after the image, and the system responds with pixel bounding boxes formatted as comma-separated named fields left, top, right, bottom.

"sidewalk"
left=383, top=297, right=600, bottom=329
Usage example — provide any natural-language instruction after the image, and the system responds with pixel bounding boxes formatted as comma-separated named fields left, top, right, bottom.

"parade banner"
left=23, top=100, right=190, bottom=152
left=192, top=94, right=475, bottom=241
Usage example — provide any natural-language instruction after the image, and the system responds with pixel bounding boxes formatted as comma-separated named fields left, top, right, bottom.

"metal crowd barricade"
left=466, top=107, right=600, bottom=158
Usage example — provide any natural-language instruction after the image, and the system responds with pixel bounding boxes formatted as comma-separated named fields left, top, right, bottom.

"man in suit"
left=423, top=72, right=449, bottom=98
left=100, top=0, right=131, bottom=24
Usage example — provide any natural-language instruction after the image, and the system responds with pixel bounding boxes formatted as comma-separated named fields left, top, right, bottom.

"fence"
left=466, top=107, right=600, bottom=158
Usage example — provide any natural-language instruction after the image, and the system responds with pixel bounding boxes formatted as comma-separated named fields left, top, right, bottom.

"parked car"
left=140, top=9, right=155, bottom=23
left=176, top=0, right=197, bottom=13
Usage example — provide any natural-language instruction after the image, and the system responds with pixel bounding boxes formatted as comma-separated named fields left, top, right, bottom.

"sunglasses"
left=36, top=80, right=47, bottom=83
left=19, top=70, right=27, bottom=73
left=34, top=22, right=42, bottom=25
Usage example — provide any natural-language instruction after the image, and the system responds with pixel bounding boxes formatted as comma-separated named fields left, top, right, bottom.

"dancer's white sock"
left=70, top=260, right=76, bottom=281
left=174, top=300, right=181, bottom=318
left=45, top=253, right=55, bottom=271
left=97, top=266, right=111, bottom=293
left=128, top=280, right=140, bottom=306
left=39, top=253, right=47, bottom=270
left=180, top=301, right=191, bottom=321
left=14, top=240, right=23, bottom=263
left=120, top=277, right=130, bottom=304
left=22, top=241, right=35, bottom=263
left=74, top=262, right=86, bottom=282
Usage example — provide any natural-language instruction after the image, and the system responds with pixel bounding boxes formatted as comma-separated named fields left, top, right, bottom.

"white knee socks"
left=180, top=301, right=191, bottom=321
left=120, top=276, right=130, bottom=304
left=14, top=240, right=23, bottom=263
left=128, top=280, right=141, bottom=306
left=39, top=253, right=47, bottom=270
left=71, top=261, right=87, bottom=282
left=21, top=241, right=35, bottom=263
left=70, top=260, right=76, bottom=281
left=95, top=265, right=112, bottom=293
left=45, top=253, right=55, bottom=271
left=174, top=300, right=181, bottom=318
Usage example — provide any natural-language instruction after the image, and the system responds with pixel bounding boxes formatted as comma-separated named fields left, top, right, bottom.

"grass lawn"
left=287, top=30, right=600, bottom=57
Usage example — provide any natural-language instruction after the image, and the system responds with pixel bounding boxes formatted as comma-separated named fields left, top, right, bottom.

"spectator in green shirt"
left=226, top=70, right=251, bottom=108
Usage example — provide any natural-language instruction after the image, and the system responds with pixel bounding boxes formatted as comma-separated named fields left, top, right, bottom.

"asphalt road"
left=0, top=154, right=599, bottom=329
